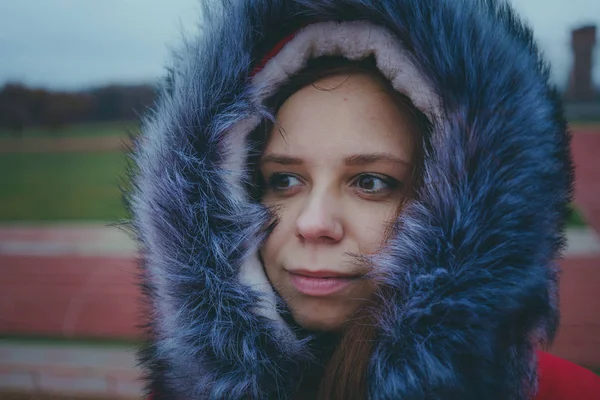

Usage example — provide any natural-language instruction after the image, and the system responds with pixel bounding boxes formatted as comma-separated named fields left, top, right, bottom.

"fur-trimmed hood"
left=127, top=1, right=574, bottom=399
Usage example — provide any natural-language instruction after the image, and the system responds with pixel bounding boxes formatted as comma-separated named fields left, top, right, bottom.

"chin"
left=289, top=303, right=356, bottom=332
left=293, top=314, right=344, bottom=332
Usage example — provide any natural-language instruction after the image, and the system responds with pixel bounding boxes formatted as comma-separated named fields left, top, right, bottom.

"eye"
left=268, top=173, right=303, bottom=192
left=352, top=174, right=401, bottom=195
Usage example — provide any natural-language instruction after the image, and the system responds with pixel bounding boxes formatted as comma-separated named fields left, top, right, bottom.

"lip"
left=287, top=269, right=362, bottom=296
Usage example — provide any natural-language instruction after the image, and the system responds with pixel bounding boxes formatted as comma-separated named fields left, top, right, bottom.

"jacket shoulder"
left=535, top=351, right=600, bottom=400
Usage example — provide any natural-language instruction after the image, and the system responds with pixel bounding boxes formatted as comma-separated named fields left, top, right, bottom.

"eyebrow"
left=260, top=152, right=411, bottom=167
left=344, top=153, right=411, bottom=167
left=260, top=154, right=303, bottom=165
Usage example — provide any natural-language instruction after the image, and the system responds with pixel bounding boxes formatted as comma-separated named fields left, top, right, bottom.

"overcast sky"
left=0, top=0, right=598, bottom=91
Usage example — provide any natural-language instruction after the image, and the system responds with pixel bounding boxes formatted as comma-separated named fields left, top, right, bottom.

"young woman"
left=128, top=1, right=600, bottom=399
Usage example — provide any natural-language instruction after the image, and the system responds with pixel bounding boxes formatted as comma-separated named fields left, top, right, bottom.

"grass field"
left=0, top=151, right=129, bottom=221
left=0, top=120, right=138, bottom=139
left=0, top=121, right=593, bottom=223
left=568, top=206, right=587, bottom=227
left=0, top=148, right=589, bottom=225
left=0, top=335, right=141, bottom=348
left=0, top=392, right=137, bottom=400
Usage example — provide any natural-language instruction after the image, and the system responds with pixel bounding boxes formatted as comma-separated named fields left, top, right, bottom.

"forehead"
left=264, top=72, right=415, bottom=163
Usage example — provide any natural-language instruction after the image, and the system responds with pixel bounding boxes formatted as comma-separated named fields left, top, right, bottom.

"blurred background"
left=0, top=0, right=599, bottom=399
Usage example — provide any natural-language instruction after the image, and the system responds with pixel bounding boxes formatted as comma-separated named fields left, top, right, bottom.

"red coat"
left=535, top=351, right=600, bottom=399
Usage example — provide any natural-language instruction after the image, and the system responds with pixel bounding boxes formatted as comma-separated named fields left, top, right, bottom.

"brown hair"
left=254, top=55, right=430, bottom=400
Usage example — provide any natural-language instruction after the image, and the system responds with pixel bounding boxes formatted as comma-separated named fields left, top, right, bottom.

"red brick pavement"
left=571, top=128, right=600, bottom=234
left=0, top=341, right=142, bottom=398
left=0, top=256, right=142, bottom=339
left=551, top=256, right=600, bottom=367
left=0, top=254, right=598, bottom=366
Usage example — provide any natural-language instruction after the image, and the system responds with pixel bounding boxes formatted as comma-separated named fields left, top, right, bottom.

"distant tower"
left=567, top=25, right=596, bottom=101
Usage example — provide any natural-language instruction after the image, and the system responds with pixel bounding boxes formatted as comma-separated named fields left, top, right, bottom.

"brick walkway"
left=572, top=129, right=600, bottom=234
left=0, top=341, right=142, bottom=398
left=0, top=255, right=141, bottom=339
left=0, top=225, right=599, bottom=398
left=0, top=255, right=598, bottom=398
left=551, top=256, right=600, bottom=367
left=0, top=224, right=135, bottom=257
left=0, top=223, right=598, bottom=340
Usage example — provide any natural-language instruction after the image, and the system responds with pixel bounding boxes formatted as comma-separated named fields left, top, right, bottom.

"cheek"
left=352, top=203, right=398, bottom=253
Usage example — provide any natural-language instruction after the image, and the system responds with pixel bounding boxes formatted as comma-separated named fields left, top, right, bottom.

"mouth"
left=287, top=269, right=363, bottom=297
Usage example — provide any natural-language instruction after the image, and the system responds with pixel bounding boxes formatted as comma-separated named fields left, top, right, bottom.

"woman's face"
left=259, top=72, right=415, bottom=331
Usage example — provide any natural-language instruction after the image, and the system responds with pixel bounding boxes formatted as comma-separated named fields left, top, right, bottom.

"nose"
left=296, top=190, right=343, bottom=243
